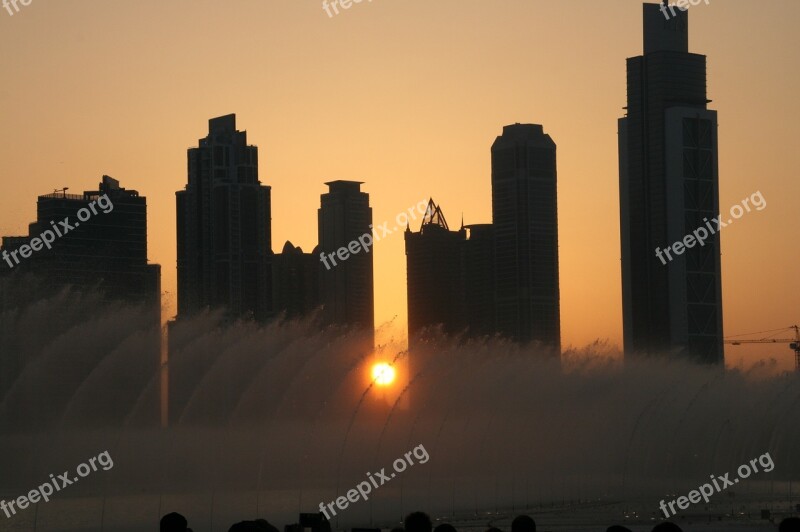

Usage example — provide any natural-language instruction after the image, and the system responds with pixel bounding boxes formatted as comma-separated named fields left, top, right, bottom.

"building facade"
left=618, top=3, right=723, bottom=363
left=318, top=180, right=374, bottom=342
left=462, top=223, right=495, bottom=338
left=491, top=124, right=561, bottom=351
left=176, top=114, right=272, bottom=321
left=0, top=175, right=160, bottom=304
left=404, top=199, right=467, bottom=346
left=0, top=176, right=161, bottom=408
left=273, top=241, right=320, bottom=320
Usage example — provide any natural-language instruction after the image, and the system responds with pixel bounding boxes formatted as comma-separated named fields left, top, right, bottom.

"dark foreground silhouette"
left=160, top=512, right=192, bottom=532
left=781, top=517, right=800, bottom=531
left=652, top=524, right=683, bottom=532
left=159, top=510, right=800, bottom=532
left=405, top=512, right=432, bottom=532
left=229, top=520, right=281, bottom=532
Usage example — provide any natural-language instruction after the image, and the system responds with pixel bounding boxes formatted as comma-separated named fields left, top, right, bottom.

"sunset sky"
left=1, top=0, right=798, bottom=369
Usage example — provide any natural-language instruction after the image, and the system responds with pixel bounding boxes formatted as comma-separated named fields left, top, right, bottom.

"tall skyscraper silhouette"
left=619, top=2, right=723, bottom=363
left=491, top=124, right=561, bottom=351
left=175, top=114, right=273, bottom=321
left=318, top=181, right=374, bottom=343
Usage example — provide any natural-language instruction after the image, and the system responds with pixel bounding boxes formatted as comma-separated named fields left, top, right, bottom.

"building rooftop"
left=324, top=180, right=364, bottom=193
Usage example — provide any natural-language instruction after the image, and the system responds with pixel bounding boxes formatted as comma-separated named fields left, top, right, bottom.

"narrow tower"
left=619, top=3, right=723, bottom=363
left=318, top=180, right=374, bottom=344
left=491, top=124, right=561, bottom=351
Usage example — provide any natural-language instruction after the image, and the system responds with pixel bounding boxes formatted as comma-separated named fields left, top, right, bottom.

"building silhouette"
left=491, top=124, right=561, bottom=351
left=273, top=241, right=320, bottom=320
left=176, top=114, right=273, bottom=321
left=318, top=180, right=374, bottom=343
left=618, top=2, right=723, bottom=363
left=462, top=223, right=495, bottom=337
left=0, top=176, right=161, bottom=405
left=405, top=200, right=500, bottom=344
left=404, top=199, right=467, bottom=346
left=405, top=126, right=561, bottom=351
left=0, top=175, right=161, bottom=304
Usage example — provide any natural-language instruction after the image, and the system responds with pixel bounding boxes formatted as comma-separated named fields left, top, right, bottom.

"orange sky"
left=1, top=0, right=798, bottom=370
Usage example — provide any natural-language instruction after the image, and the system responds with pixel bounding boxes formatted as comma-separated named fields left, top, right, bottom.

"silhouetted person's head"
left=511, top=514, right=536, bottom=532
left=780, top=517, right=800, bottom=532
left=606, top=527, right=633, bottom=532
left=652, top=524, right=682, bottom=532
left=434, top=524, right=457, bottom=532
left=161, top=512, right=189, bottom=532
left=404, top=512, right=432, bottom=532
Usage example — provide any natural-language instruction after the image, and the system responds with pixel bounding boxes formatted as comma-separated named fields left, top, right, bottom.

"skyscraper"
left=176, top=114, right=272, bottom=321
left=491, top=124, right=561, bottom=351
left=0, top=175, right=161, bottom=305
left=618, top=2, right=723, bottom=363
left=0, top=176, right=161, bottom=404
left=272, top=241, right=320, bottom=320
left=404, top=199, right=467, bottom=346
left=318, top=180, right=374, bottom=342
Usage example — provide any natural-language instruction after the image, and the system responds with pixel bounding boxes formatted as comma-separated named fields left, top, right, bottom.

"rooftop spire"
left=420, top=198, right=449, bottom=231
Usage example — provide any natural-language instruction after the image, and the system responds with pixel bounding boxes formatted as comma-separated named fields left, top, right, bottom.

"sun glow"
left=371, top=363, right=396, bottom=386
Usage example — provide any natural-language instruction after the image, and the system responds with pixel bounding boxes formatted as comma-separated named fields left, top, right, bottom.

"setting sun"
left=371, top=363, right=396, bottom=386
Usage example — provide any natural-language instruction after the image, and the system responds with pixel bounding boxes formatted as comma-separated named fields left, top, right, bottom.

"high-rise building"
left=0, top=175, right=161, bottom=305
left=273, top=241, right=320, bottom=320
left=176, top=114, right=272, bottom=321
left=462, top=223, right=495, bottom=337
left=0, top=176, right=161, bottom=404
left=618, top=2, right=723, bottom=363
left=318, top=181, right=374, bottom=342
left=404, top=199, right=466, bottom=346
left=491, top=124, right=561, bottom=351
left=404, top=204, right=499, bottom=344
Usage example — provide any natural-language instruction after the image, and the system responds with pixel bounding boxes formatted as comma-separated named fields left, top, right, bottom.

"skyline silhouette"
left=1, top=1, right=797, bottom=369
left=1, top=2, right=799, bottom=530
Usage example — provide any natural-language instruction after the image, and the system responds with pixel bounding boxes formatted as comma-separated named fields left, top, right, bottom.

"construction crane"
left=724, top=325, right=800, bottom=371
